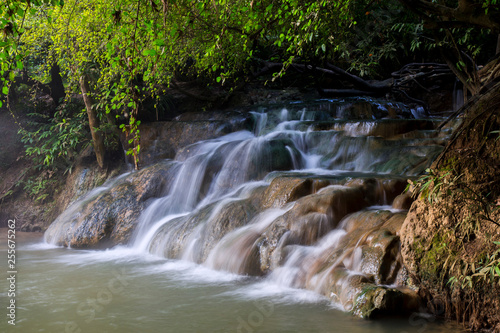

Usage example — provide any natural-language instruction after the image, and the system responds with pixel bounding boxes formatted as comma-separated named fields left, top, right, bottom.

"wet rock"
left=340, top=210, right=394, bottom=233
left=290, top=213, right=331, bottom=246
left=287, top=185, right=371, bottom=223
left=392, top=192, right=414, bottom=210
left=381, top=213, right=407, bottom=235
left=290, top=209, right=412, bottom=313
left=256, top=216, right=290, bottom=273
left=212, top=138, right=296, bottom=191
left=261, top=177, right=313, bottom=209
left=193, top=198, right=260, bottom=263
left=313, top=120, right=436, bottom=138
left=337, top=101, right=376, bottom=119
left=20, top=222, right=43, bottom=232
left=351, top=285, right=420, bottom=319
left=44, top=161, right=177, bottom=248
left=121, top=117, right=251, bottom=166
left=206, top=227, right=265, bottom=276
left=256, top=184, right=376, bottom=274
left=149, top=203, right=215, bottom=258
left=173, top=110, right=252, bottom=127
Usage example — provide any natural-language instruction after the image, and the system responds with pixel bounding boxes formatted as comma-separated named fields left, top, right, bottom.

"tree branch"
left=325, top=63, right=393, bottom=93
left=398, top=0, right=500, bottom=32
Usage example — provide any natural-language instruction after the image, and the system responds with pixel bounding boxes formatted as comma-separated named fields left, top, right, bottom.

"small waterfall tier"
left=45, top=98, right=459, bottom=317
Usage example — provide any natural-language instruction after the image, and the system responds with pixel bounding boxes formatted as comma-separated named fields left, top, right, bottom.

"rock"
left=44, top=161, right=177, bottom=248
left=192, top=198, right=260, bottom=263
left=351, top=285, right=420, bottom=319
left=339, top=210, right=394, bottom=233
left=148, top=203, right=215, bottom=258
left=382, top=213, right=407, bottom=235
left=392, top=192, right=413, bottom=210
left=256, top=183, right=378, bottom=274
left=290, top=213, right=331, bottom=246
left=278, top=208, right=412, bottom=314
left=312, top=120, right=436, bottom=138
left=255, top=215, right=291, bottom=273
left=337, top=101, right=376, bottom=119
left=211, top=138, right=296, bottom=192
left=261, top=177, right=313, bottom=209
left=20, top=222, right=43, bottom=232
left=121, top=117, right=252, bottom=166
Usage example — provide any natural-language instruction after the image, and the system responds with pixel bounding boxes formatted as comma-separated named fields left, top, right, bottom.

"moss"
left=352, top=285, right=419, bottom=319
left=420, top=232, right=453, bottom=281
left=441, top=156, right=458, bottom=172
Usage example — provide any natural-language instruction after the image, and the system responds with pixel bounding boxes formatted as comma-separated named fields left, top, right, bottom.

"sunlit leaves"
left=2, top=0, right=358, bottom=113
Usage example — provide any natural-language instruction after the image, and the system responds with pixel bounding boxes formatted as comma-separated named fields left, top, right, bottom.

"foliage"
left=407, top=168, right=454, bottom=203
left=2, top=0, right=357, bottom=107
left=448, top=241, right=500, bottom=289
left=19, top=104, right=90, bottom=172
left=0, top=0, right=356, bottom=165
left=120, top=116, right=141, bottom=170
left=22, top=174, right=57, bottom=202
left=0, top=1, right=65, bottom=108
left=409, top=167, right=499, bottom=225
left=342, top=0, right=423, bottom=77
left=1, top=0, right=499, bottom=171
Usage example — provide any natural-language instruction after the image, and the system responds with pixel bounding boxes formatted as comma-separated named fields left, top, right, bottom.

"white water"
left=44, top=172, right=132, bottom=245
left=1, top=232, right=466, bottom=332
left=36, top=100, right=464, bottom=331
left=126, top=107, right=437, bottom=253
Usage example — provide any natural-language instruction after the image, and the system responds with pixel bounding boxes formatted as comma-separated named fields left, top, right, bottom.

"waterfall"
left=453, top=80, right=465, bottom=111
left=44, top=98, right=457, bottom=316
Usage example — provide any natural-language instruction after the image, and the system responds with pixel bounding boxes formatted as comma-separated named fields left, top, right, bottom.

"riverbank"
left=400, top=82, right=500, bottom=332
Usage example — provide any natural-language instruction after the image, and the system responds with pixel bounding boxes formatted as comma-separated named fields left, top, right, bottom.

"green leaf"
left=2, top=86, right=8, bottom=95
left=143, top=49, right=157, bottom=56
left=153, top=39, right=166, bottom=47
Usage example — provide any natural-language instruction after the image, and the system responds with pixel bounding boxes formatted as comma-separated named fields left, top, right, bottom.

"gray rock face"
left=44, top=162, right=178, bottom=248
left=121, top=112, right=253, bottom=166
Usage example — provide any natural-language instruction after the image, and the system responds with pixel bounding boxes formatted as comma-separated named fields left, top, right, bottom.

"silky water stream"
left=2, top=99, right=465, bottom=332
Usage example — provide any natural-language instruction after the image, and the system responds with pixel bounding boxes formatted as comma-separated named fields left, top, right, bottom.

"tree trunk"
left=497, top=34, right=500, bottom=55
left=79, top=74, right=106, bottom=169
left=49, top=64, right=66, bottom=106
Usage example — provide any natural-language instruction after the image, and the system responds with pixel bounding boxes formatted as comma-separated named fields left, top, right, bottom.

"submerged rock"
left=352, top=285, right=420, bottom=319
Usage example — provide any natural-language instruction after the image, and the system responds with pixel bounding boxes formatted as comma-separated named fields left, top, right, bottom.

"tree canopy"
left=1, top=0, right=499, bottom=169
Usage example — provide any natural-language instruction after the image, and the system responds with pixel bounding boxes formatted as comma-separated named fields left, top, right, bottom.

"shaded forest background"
left=1, top=0, right=499, bottom=173
left=1, top=1, right=500, bottom=330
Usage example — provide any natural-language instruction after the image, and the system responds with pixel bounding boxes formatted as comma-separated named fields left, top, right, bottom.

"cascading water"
left=44, top=98, right=461, bottom=318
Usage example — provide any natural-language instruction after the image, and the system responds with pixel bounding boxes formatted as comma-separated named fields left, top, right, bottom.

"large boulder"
left=256, top=181, right=379, bottom=275
left=44, top=161, right=178, bottom=248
